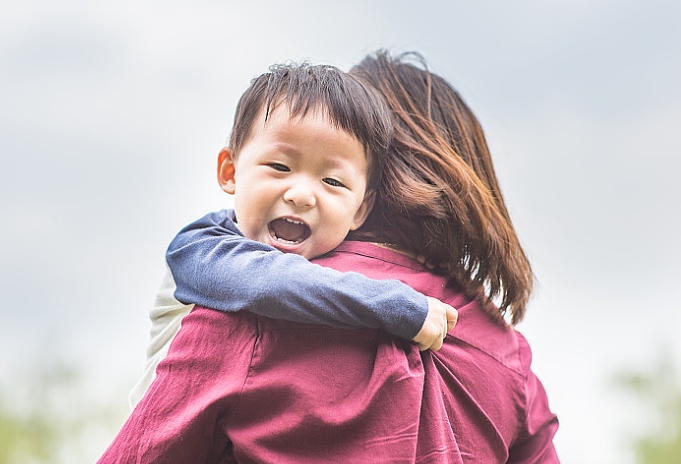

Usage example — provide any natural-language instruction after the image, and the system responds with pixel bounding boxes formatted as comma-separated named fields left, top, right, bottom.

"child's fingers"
left=417, top=297, right=457, bottom=351
left=446, top=305, right=458, bottom=332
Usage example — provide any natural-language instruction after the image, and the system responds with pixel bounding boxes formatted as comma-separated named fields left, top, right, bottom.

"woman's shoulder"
left=449, top=296, right=530, bottom=376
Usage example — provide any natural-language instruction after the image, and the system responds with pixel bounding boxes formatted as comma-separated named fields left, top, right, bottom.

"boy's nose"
left=283, top=181, right=317, bottom=209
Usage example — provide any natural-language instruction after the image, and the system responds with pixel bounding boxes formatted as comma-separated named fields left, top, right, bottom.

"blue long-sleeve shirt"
left=166, top=209, right=428, bottom=340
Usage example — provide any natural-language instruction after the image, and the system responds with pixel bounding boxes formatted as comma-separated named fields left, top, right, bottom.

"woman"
left=349, top=50, right=558, bottom=462
left=98, top=51, right=558, bottom=463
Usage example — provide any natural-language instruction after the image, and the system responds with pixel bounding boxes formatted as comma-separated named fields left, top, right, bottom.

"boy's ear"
left=349, top=191, right=376, bottom=230
left=217, top=147, right=236, bottom=194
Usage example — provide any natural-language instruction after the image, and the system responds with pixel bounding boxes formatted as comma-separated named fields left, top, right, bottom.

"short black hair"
left=228, top=62, right=393, bottom=191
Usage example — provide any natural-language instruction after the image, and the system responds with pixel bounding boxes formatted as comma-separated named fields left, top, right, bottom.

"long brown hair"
left=349, top=51, right=533, bottom=325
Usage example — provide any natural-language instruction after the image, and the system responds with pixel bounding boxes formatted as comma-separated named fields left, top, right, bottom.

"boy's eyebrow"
left=268, top=140, right=300, bottom=157
left=320, top=156, right=360, bottom=170
left=264, top=141, right=366, bottom=174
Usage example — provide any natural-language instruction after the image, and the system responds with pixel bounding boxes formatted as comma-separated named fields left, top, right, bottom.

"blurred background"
left=1, top=1, right=680, bottom=462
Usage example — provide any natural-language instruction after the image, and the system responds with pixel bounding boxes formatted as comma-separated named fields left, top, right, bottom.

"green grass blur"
left=615, top=353, right=681, bottom=464
left=0, top=362, right=128, bottom=464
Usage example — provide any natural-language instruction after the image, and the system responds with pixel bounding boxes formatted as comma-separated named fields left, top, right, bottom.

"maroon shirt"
left=98, top=242, right=559, bottom=463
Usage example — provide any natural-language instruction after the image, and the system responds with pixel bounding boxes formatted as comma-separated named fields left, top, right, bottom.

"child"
left=130, top=61, right=457, bottom=407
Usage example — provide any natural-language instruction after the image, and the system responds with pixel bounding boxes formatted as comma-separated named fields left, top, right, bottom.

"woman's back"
left=316, top=242, right=559, bottom=463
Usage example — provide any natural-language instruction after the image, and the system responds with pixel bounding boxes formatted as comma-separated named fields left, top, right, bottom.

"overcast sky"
left=1, top=1, right=680, bottom=462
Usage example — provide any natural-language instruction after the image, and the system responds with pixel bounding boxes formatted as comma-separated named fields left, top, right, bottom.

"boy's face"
left=218, top=105, right=374, bottom=260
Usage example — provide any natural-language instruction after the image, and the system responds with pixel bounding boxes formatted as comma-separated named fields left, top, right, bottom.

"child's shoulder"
left=185, top=209, right=238, bottom=230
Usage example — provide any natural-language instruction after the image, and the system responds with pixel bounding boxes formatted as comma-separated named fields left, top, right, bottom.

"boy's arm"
left=166, top=210, right=453, bottom=343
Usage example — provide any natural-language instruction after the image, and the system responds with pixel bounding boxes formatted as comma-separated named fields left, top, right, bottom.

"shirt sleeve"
left=97, top=308, right=251, bottom=464
left=507, top=333, right=560, bottom=463
left=165, top=210, right=428, bottom=340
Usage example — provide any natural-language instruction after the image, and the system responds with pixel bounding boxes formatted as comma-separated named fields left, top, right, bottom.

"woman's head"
left=349, top=50, right=533, bottom=325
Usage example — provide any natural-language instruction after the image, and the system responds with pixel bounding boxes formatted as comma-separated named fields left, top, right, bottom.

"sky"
left=1, top=0, right=680, bottom=462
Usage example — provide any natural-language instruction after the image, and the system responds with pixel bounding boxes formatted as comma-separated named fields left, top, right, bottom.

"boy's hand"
left=412, top=297, right=458, bottom=351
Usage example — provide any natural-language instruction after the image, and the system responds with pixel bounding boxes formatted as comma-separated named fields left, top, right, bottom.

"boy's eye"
left=268, top=163, right=290, bottom=172
left=323, top=178, right=345, bottom=188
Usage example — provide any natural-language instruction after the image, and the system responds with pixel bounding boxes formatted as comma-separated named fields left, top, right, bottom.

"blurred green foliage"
left=0, top=363, right=128, bottom=464
left=615, top=353, right=681, bottom=464
left=0, top=402, right=54, bottom=464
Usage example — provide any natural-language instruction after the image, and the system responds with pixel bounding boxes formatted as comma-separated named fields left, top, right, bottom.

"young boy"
left=130, top=62, right=456, bottom=407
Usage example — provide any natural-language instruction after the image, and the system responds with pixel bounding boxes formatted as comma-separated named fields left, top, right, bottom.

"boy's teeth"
left=269, top=217, right=310, bottom=244
left=273, top=234, right=300, bottom=244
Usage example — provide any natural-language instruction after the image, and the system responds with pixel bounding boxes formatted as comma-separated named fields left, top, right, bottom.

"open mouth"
left=268, top=217, right=311, bottom=244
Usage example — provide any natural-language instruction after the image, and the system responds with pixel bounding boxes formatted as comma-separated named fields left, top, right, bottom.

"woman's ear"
left=217, top=147, right=236, bottom=194
left=349, top=190, right=376, bottom=230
